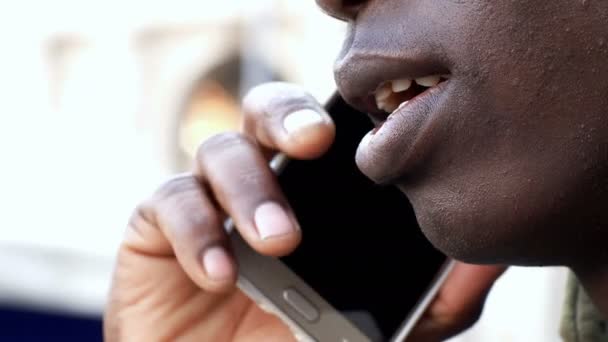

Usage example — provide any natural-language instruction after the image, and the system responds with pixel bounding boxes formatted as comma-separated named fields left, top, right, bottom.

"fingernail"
left=254, top=202, right=297, bottom=240
left=283, top=109, right=324, bottom=134
left=202, top=246, right=233, bottom=281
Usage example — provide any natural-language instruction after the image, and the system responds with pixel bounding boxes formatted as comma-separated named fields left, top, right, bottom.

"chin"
left=402, top=181, right=570, bottom=267
left=414, top=209, right=505, bottom=265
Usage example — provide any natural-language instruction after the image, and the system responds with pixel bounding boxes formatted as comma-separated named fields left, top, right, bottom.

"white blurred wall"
left=0, top=1, right=567, bottom=340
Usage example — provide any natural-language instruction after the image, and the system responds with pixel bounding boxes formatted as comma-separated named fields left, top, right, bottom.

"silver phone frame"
left=227, top=152, right=454, bottom=341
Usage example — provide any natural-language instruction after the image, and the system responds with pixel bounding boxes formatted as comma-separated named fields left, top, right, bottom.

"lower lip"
left=356, top=81, right=450, bottom=184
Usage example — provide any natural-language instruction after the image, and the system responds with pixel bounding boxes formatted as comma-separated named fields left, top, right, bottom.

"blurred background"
left=0, top=0, right=568, bottom=341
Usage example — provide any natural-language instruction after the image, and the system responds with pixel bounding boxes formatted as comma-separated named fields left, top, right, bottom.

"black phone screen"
left=278, top=94, right=447, bottom=341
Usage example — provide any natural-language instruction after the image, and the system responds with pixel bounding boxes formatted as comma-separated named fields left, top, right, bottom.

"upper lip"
left=334, top=49, right=450, bottom=120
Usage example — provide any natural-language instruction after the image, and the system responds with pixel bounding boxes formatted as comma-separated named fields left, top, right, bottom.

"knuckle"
left=268, top=95, right=319, bottom=119
left=168, top=203, right=220, bottom=241
left=197, top=132, right=254, bottom=160
left=243, top=82, right=320, bottom=119
left=155, top=173, right=200, bottom=199
left=129, top=200, right=158, bottom=230
left=233, top=164, right=268, bottom=189
left=151, top=174, right=213, bottom=225
left=243, top=82, right=303, bottom=106
left=160, top=185, right=207, bottom=219
left=156, top=185, right=222, bottom=241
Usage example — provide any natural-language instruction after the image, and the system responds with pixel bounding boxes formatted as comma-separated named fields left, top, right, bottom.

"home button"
left=282, top=288, right=320, bottom=322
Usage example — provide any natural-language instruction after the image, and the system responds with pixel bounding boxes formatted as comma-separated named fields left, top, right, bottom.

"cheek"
left=404, top=164, right=556, bottom=264
left=411, top=1, right=608, bottom=263
left=404, top=131, right=608, bottom=265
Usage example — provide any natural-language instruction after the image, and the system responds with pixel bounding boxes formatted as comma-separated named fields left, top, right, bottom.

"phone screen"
left=278, top=94, right=447, bottom=341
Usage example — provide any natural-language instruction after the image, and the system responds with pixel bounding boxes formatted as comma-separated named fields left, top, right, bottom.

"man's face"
left=327, top=0, right=608, bottom=265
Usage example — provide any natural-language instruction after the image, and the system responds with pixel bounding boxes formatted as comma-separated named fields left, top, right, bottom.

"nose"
left=315, top=0, right=367, bottom=21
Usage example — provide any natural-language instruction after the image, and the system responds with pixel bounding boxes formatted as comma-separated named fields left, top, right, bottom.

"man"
left=104, top=0, right=608, bottom=340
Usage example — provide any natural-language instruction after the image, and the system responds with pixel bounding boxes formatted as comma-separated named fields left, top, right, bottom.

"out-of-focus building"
left=0, top=0, right=344, bottom=315
left=0, top=1, right=568, bottom=341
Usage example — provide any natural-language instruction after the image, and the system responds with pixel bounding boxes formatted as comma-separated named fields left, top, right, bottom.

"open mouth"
left=372, top=74, right=449, bottom=129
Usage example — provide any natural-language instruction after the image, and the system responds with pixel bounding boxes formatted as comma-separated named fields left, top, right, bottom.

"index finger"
left=241, top=82, right=336, bottom=160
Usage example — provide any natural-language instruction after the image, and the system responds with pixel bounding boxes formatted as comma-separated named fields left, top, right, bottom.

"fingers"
left=241, top=82, right=335, bottom=160
left=196, top=132, right=301, bottom=257
left=125, top=174, right=237, bottom=293
left=407, top=263, right=508, bottom=341
left=429, top=263, right=507, bottom=320
left=122, top=83, right=332, bottom=294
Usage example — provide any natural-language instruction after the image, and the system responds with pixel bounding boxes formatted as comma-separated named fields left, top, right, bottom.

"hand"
left=103, top=83, right=335, bottom=341
left=407, top=262, right=507, bottom=341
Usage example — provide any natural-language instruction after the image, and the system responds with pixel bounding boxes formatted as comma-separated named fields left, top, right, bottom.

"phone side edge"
left=231, top=228, right=371, bottom=342
left=391, top=259, right=456, bottom=341
left=236, top=273, right=317, bottom=342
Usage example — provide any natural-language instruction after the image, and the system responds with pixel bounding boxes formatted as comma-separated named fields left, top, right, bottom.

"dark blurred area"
left=0, top=306, right=101, bottom=341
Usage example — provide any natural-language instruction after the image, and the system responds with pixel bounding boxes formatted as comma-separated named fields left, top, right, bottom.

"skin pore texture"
left=327, top=0, right=608, bottom=315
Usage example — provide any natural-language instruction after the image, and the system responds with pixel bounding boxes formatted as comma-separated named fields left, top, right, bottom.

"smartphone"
left=229, top=92, right=452, bottom=342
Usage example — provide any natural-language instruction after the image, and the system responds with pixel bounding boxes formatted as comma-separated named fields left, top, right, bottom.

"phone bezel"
left=230, top=214, right=453, bottom=342
left=229, top=93, right=453, bottom=341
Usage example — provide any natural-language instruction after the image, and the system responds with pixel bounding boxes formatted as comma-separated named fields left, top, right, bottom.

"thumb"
left=241, top=82, right=336, bottom=160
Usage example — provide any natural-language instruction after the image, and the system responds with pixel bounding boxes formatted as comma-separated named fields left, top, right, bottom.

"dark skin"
left=331, top=0, right=608, bottom=311
left=104, top=0, right=608, bottom=341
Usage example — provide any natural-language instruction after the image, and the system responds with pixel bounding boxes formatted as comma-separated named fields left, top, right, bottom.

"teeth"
left=377, top=100, right=387, bottom=112
left=391, top=79, right=412, bottom=93
left=382, top=101, right=399, bottom=113
left=375, top=84, right=392, bottom=102
left=374, top=74, right=445, bottom=113
left=415, top=75, right=441, bottom=87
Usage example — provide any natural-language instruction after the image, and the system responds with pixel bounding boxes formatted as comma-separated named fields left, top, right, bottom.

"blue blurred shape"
left=0, top=306, right=102, bottom=341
